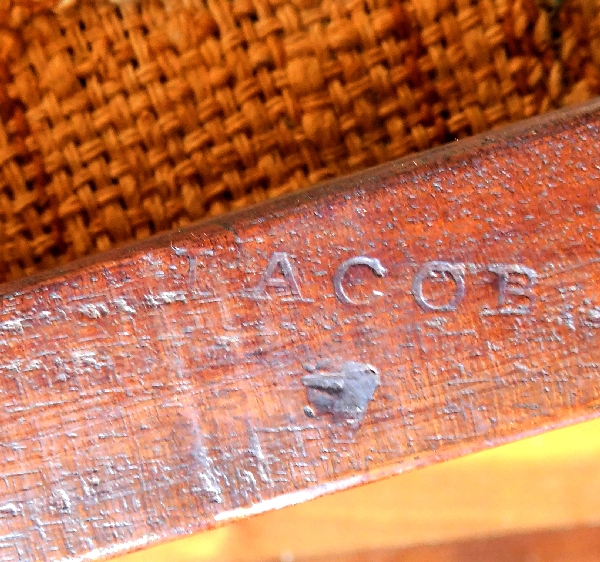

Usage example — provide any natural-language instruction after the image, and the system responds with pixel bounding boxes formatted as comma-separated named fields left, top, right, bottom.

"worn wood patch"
left=0, top=100, right=599, bottom=560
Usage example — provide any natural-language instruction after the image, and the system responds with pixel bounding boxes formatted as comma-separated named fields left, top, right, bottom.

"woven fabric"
left=0, top=0, right=597, bottom=282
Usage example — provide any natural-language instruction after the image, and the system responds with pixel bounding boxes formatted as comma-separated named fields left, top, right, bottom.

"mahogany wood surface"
left=0, top=99, right=599, bottom=561
left=119, top=418, right=600, bottom=562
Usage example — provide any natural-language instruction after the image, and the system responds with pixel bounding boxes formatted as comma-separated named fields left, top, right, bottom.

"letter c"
left=333, top=257, right=387, bottom=305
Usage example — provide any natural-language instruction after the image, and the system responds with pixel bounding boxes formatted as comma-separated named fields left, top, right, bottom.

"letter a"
left=246, top=252, right=303, bottom=300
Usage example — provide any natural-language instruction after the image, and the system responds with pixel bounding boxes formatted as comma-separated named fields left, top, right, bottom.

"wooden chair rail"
left=0, top=99, right=599, bottom=561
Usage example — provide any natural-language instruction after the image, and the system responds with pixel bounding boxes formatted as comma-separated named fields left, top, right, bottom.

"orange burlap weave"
left=0, top=0, right=598, bottom=282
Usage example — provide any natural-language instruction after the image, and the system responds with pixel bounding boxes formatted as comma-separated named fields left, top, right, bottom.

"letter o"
left=412, top=261, right=466, bottom=312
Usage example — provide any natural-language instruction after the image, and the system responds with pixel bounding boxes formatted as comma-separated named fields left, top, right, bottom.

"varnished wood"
left=118, top=418, right=600, bottom=562
left=0, top=99, right=599, bottom=561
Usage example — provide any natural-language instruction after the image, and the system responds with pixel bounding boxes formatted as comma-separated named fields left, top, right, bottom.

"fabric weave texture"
left=0, top=0, right=598, bottom=282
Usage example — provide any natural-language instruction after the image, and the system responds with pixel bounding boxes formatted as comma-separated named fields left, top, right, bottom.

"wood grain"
left=0, top=99, right=599, bottom=561
left=117, top=417, right=600, bottom=562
